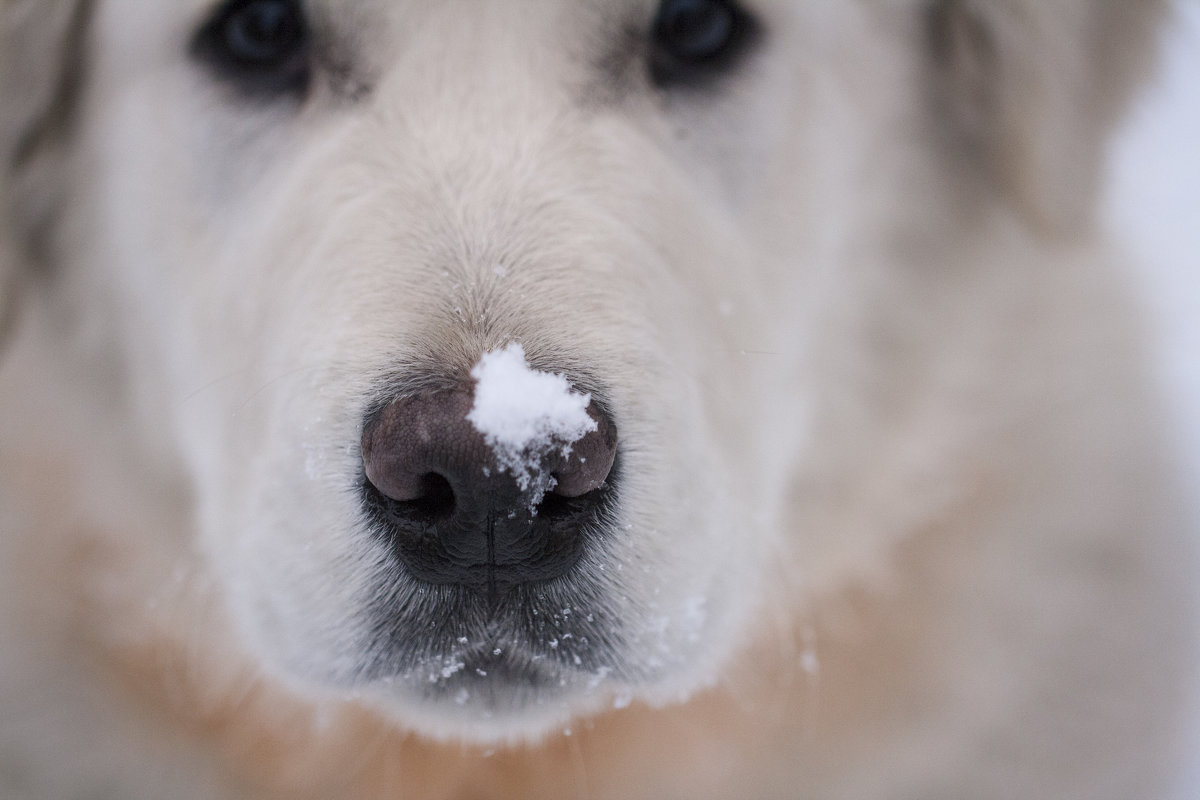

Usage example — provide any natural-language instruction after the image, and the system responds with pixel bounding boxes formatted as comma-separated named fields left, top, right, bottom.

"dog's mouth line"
left=354, top=604, right=635, bottom=691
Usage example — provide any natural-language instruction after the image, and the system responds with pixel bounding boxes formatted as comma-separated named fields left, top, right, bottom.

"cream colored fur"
left=0, top=1, right=1194, bottom=798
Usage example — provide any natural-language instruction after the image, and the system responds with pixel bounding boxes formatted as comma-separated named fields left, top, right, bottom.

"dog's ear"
left=1, top=0, right=91, bottom=345
left=926, top=0, right=1166, bottom=236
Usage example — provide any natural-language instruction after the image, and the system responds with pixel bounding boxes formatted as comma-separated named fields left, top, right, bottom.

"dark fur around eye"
left=649, top=0, right=760, bottom=89
left=190, top=0, right=311, bottom=98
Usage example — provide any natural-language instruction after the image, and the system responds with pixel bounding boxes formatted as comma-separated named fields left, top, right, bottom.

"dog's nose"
left=360, top=385, right=617, bottom=596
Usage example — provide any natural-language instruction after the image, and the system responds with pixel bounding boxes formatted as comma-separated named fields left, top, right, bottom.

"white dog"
left=0, top=1, right=1194, bottom=798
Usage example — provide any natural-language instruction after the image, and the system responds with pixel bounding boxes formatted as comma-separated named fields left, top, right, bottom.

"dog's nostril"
left=548, top=417, right=618, bottom=498
left=360, top=388, right=478, bottom=504
left=536, top=489, right=586, bottom=521
left=405, top=472, right=456, bottom=518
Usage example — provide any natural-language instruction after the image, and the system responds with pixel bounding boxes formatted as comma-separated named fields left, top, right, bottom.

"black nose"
left=360, top=383, right=618, bottom=597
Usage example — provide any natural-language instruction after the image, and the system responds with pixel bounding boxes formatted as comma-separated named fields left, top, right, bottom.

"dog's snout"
left=360, top=384, right=618, bottom=595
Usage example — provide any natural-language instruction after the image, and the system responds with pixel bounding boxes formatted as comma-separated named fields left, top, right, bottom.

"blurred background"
left=1104, top=2, right=1200, bottom=796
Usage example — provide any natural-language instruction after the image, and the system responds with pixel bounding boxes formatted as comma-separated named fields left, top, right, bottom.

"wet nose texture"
left=360, top=385, right=618, bottom=599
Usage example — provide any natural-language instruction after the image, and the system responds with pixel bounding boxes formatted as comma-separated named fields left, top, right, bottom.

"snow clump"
left=466, top=343, right=596, bottom=496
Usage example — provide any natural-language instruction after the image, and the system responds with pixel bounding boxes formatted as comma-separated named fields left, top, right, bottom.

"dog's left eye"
left=650, top=0, right=758, bottom=88
left=192, top=0, right=311, bottom=97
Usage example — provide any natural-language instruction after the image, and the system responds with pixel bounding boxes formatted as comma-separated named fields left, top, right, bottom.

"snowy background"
left=1105, top=2, right=1200, bottom=796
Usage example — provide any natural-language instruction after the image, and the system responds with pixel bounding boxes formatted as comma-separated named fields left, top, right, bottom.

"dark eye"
left=650, top=0, right=758, bottom=88
left=192, top=0, right=311, bottom=97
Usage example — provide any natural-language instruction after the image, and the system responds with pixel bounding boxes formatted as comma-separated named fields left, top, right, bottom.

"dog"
left=0, top=0, right=1194, bottom=797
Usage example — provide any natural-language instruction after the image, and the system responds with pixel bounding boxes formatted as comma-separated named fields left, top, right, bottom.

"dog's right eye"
left=650, top=0, right=759, bottom=89
left=191, top=0, right=311, bottom=97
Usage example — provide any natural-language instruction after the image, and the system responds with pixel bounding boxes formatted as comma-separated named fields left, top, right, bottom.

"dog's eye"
left=650, top=0, right=758, bottom=88
left=192, top=0, right=311, bottom=97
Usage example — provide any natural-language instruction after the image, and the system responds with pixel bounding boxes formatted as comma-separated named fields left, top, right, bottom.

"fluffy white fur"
left=0, top=1, right=1194, bottom=797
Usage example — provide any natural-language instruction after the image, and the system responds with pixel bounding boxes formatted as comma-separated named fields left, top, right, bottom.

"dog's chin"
left=244, top=567, right=617, bottom=740
left=250, top=561, right=725, bottom=743
left=350, top=645, right=627, bottom=744
left=232, top=476, right=737, bottom=744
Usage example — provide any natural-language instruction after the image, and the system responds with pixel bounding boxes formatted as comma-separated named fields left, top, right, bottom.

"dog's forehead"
left=95, top=1, right=632, bottom=42
left=91, top=0, right=912, bottom=91
left=101, top=0, right=884, bottom=54
left=299, top=0, right=878, bottom=44
left=174, top=0, right=646, bottom=41
left=92, top=0, right=664, bottom=100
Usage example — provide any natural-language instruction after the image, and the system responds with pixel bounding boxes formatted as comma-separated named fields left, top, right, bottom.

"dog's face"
left=1, top=0, right=1160, bottom=741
